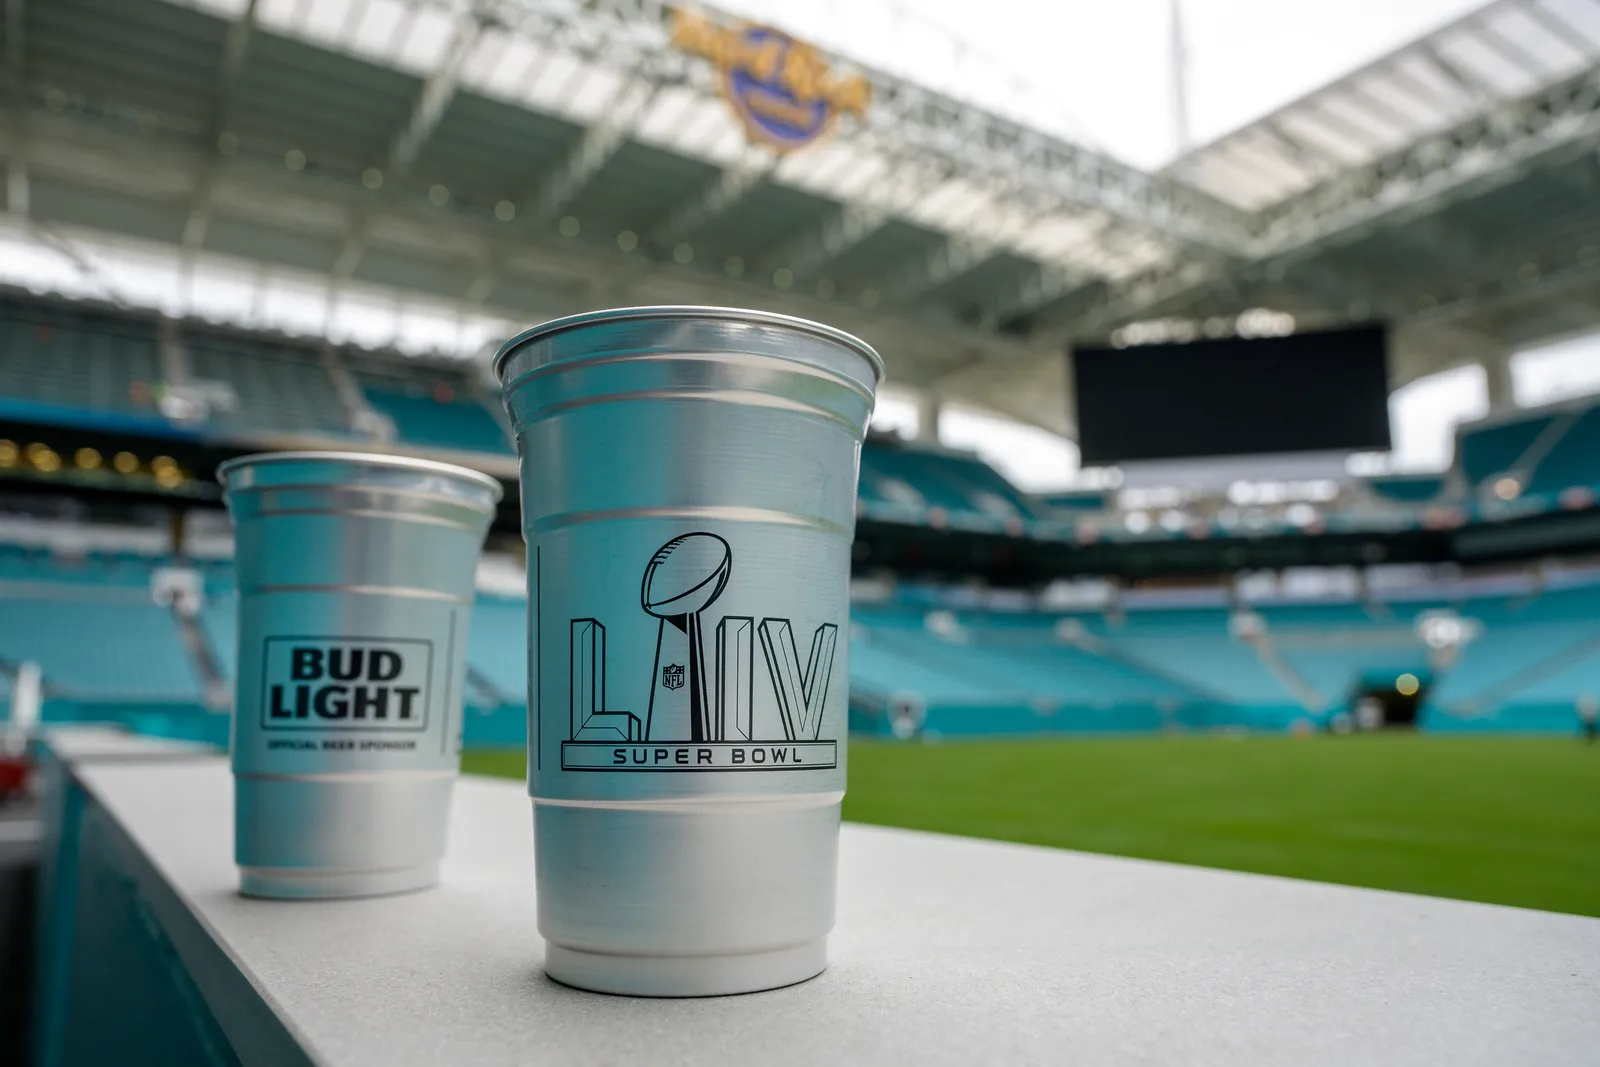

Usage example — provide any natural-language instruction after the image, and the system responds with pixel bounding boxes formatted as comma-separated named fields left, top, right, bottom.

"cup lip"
left=216, top=450, right=505, bottom=501
left=492, top=305, right=885, bottom=386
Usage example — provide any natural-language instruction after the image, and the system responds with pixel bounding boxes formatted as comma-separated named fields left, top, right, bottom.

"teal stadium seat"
left=186, top=331, right=352, bottom=436
left=0, top=296, right=163, bottom=417
left=1457, top=412, right=1552, bottom=485
left=1524, top=405, right=1600, bottom=496
left=1366, top=475, right=1444, bottom=503
left=0, top=594, right=199, bottom=702
left=362, top=385, right=515, bottom=455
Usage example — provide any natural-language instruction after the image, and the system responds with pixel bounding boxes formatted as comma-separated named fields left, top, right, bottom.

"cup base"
left=543, top=937, right=827, bottom=998
left=238, top=862, right=439, bottom=900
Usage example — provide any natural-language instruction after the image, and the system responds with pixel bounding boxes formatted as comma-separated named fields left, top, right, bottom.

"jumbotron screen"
left=1071, top=325, right=1392, bottom=465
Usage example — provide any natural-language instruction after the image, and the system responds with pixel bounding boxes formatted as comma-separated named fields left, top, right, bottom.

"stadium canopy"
left=4, top=0, right=1600, bottom=435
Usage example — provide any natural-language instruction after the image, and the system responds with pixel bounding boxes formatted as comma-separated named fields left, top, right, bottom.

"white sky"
left=718, top=0, right=1484, bottom=167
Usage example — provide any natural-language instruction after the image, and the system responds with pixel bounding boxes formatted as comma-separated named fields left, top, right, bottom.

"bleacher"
left=3, top=291, right=1600, bottom=744
left=185, top=330, right=351, bottom=436
left=1523, top=405, right=1600, bottom=498
left=1365, top=475, right=1445, bottom=504
left=3, top=536, right=1600, bottom=739
left=0, top=546, right=201, bottom=706
left=4, top=292, right=1600, bottom=547
left=361, top=383, right=515, bottom=456
left=858, top=440, right=1038, bottom=530
left=0, top=295, right=164, bottom=421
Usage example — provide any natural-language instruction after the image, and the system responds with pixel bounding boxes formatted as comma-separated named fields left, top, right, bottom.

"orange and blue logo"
left=670, top=8, right=871, bottom=152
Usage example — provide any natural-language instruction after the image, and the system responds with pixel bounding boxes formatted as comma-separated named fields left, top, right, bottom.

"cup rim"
left=216, top=450, right=505, bottom=501
left=492, top=305, right=885, bottom=386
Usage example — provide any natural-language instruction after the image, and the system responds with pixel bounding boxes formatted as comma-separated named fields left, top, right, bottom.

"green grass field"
left=463, top=734, right=1600, bottom=917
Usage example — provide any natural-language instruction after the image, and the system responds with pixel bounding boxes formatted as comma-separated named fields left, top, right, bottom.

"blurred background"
left=0, top=0, right=1598, bottom=969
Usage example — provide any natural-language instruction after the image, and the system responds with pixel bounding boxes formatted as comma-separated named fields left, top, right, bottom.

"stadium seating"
left=1457, top=411, right=1553, bottom=485
left=461, top=596, right=528, bottom=700
left=7, top=291, right=1600, bottom=551
left=0, top=295, right=164, bottom=419
left=1103, top=609, right=1293, bottom=705
left=1037, top=490, right=1112, bottom=514
left=361, top=384, right=515, bottom=455
left=186, top=331, right=352, bottom=436
left=1522, top=405, right=1600, bottom=496
left=0, top=592, right=198, bottom=702
left=6, top=538, right=1600, bottom=740
left=1365, top=475, right=1445, bottom=503
left=858, top=440, right=1038, bottom=528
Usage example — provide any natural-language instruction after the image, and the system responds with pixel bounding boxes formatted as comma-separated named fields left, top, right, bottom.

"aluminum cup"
left=496, top=306, right=882, bottom=996
left=219, top=452, right=501, bottom=899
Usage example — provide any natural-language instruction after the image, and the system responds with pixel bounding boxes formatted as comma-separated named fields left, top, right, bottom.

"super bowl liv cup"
left=220, top=452, right=501, bottom=900
left=496, top=307, right=882, bottom=996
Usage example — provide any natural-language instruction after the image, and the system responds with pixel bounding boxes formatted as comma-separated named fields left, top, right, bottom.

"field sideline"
left=462, top=734, right=1600, bottom=918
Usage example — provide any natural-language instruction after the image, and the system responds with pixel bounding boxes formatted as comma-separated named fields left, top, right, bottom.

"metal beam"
left=984, top=265, right=1093, bottom=327
left=529, top=80, right=658, bottom=225
left=1259, top=120, right=1337, bottom=172
left=1417, top=41, right=1497, bottom=101
left=5, top=0, right=28, bottom=217
left=330, top=8, right=485, bottom=281
left=1256, top=61, right=1600, bottom=255
left=476, top=0, right=1252, bottom=255
left=1521, top=0, right=1600, bottom=61
left=651, top=152, right=775, bottom=248
left=883, top=235, right=1000, bottom=303
left=182, top=0, right=260, bottom=250
left=386, top=12, right=484, bottom=175
left=765, top=155, right=951, bottom=280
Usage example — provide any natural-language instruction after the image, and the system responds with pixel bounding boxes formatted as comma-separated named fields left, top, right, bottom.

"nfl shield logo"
left=661, top=663, right=685, bottom=690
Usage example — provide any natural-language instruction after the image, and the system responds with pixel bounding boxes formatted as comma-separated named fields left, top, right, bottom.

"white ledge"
left=66, top=757, right=1600, bottom=1066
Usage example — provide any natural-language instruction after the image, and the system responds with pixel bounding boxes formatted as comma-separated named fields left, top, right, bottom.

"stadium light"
left=0, top=440, right=16, bottom=467
left=1395, top=674, right=1420, bottom=697
left=113, top=451, right=140, bottom=474
left=28, top=445, right=61, bottom=473
left=74, top=448, right=101, bottom=470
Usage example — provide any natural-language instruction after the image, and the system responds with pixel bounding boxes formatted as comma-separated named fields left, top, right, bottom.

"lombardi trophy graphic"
left=642, top=533, right=732, bottom=741
left=566, top=531, right=838, bottom=753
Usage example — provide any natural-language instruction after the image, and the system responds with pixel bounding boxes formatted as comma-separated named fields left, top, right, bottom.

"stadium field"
left=464, top=734, right=1600, bottom=918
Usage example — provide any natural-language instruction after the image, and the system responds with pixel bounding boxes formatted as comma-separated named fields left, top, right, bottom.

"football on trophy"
left=642, top=532, right=732, bottom=618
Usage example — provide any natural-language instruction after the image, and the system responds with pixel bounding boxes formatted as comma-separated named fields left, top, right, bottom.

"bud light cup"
left=496, top=307, right=882, bottom=996
left=220, top=452, right=501, bottom=899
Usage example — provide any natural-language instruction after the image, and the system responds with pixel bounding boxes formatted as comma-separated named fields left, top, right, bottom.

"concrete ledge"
left=37, top=756, right=1600, bottom=1065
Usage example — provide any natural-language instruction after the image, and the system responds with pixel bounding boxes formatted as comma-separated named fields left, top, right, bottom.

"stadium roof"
left=4, top=0, right=1600, bottom=436
left=1176, top=0, right=1600, bottom=210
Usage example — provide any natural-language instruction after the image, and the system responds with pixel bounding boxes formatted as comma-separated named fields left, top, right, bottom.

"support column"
left=1483, top=352, right=1517, bottom=414
left=914, top=392, right=943, bottom=444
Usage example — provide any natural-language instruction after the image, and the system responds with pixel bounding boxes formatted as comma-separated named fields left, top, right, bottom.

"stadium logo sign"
left=260, top=637, right=431, bottom=732
left=669, top=7, right=871, bottom=152
left=561, top=532, right=838, bottom=771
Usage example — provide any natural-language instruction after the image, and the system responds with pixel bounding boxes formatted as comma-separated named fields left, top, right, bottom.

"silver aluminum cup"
left=497, top=307, right=882, bottom=996
left=219, top=452, right=501, bottom=899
